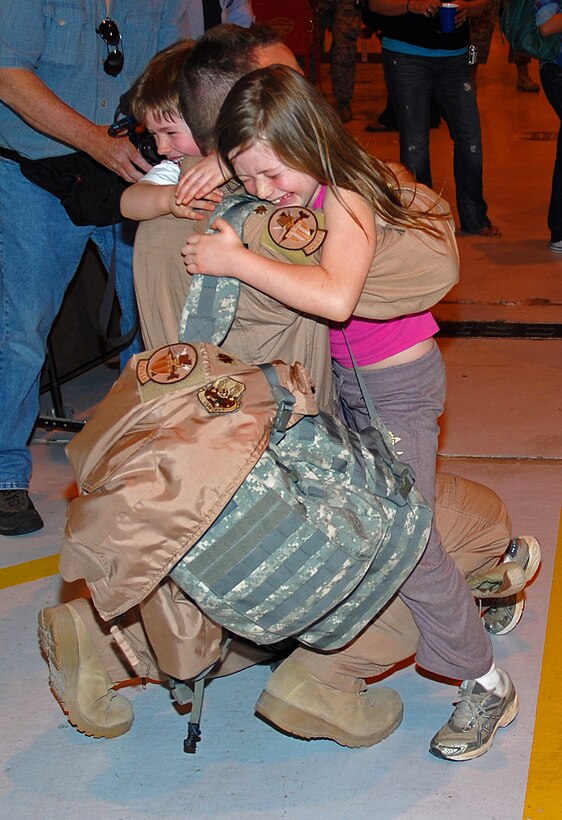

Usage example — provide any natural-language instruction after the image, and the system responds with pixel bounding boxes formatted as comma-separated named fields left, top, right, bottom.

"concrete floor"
left=1, top=29, right=561, bottom=820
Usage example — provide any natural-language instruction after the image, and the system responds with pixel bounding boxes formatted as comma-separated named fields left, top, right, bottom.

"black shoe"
left=337, top=103, right=352, bottom=124
left=365, top=119, right=440, bottom=133
left=0, top=489, right=44, bottom=536
left=365, top=120, right=398, bottom=133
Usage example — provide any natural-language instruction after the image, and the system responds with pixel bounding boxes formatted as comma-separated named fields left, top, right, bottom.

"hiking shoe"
left=255, top=656, right=403, bottom=748
left=0, top=489, right=44, bottom=536
left=429, top=667, right=518, bottom=761
left=337, top=103, right=352, bottom=123
left=483, top=536, right=541, bottom=635
left=516, top=75, right=540, bottom=93
left=38, top=603, right=134, bottom=738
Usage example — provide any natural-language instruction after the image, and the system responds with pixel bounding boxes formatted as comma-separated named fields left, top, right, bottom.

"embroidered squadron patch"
left=267, top=206, right=327, bottom=256
left=137, top=344, right=197, bottom=386
left=198, top=377, right=246, bottom=414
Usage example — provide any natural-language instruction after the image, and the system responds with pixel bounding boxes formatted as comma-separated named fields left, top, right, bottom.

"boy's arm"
left=121, top=182, right=177, bottom=220
left=120, top=181, right=222, bottom=221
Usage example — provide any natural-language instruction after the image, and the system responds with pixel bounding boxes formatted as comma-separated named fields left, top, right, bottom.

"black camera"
left=108, top=115, right=164, bottom=166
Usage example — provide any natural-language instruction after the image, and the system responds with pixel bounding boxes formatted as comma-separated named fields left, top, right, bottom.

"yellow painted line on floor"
left=524, top=509, right=562, bottom=819
left=0, top=553, right=59, bottom=589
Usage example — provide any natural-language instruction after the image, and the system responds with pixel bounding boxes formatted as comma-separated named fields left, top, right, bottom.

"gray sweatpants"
left=328, top=342, right=493, bottom=681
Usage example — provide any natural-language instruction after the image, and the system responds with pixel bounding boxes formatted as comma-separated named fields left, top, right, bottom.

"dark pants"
left=383, top=49, right=491, bottom=234
left=540, top=62, right=562, bottom=243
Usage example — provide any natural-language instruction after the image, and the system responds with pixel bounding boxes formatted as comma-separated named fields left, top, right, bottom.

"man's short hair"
left=178, top=24, right=282, bottom=154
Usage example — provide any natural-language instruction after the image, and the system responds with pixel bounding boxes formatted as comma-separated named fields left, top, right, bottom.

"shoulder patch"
left=137, top=344, right=197, bottom=386
left=267, top=206, right=327, bottom=256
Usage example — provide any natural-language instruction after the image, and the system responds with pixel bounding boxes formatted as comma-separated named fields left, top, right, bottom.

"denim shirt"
left=0, top=0, right=190, bottom=158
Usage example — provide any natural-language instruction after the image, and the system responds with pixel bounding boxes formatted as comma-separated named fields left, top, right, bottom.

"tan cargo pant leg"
left=290, top=472, right=512, bottom=692
left=70, top=596, right=273, bottom=687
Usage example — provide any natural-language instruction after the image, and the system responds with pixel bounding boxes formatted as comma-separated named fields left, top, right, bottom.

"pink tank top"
left=312, top=186, right=439, bottom=367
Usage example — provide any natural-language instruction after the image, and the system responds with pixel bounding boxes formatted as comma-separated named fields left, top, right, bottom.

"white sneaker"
left=549, top=239, right=562, bottom=253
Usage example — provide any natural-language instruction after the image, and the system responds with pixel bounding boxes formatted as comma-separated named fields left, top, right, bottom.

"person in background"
left=317, top=0, right=362, bottom=122
left=470, top=0, right=540, bottom=92
left=185, top=0, right=254, bottom=39
left=534, top=0, right=562, bottom=252
left=0, top=0, right=190, bottom=537
left=367, top=0, right=501, bottom=238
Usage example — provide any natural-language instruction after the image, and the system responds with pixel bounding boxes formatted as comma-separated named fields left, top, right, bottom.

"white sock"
left=474, top=663, right=508, bottom=696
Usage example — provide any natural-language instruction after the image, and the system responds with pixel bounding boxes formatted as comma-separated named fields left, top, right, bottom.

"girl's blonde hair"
left=215, top=65, right=448, bottom=235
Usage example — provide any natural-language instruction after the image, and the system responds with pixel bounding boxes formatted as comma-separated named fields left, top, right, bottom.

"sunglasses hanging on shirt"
left=96, top=18, right=124, bottom=76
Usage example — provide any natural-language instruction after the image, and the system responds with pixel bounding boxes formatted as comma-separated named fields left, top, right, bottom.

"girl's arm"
left=120, top=181, right=219, bottom=221
left=182, top=187, right=376, bottom=322
left=175, top=153, right=229, bottom=205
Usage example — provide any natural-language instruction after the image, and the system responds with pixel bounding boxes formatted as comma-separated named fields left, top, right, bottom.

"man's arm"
left=0, top=68, right=152, bottom=181
left=369, top=0, right=490, bottom=24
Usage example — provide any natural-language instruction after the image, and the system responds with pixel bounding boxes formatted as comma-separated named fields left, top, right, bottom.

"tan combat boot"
left=38, top=603, right=134, bottom=738
left=255, top=656, right=403, bottom=748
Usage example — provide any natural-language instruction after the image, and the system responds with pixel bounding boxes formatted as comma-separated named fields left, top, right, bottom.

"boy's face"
left=144, top=111, right=201, bottom=162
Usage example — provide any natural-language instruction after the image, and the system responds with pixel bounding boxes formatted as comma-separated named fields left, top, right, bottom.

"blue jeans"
left=0, top=158, right=142, bottom=490
left=383, top=50, right=491, bottom=234
left=540, top=62, right=562, bottom=243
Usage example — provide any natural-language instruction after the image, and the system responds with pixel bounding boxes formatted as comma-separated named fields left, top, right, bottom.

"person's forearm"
left=370, top=0, right=490, bottom=19
left=539, top=12, right=562, bottom=36
left=369, top=0, right=411, bottom=16
left=120, top=182, right=174, bottom=220
left=0, top=68, right=103, bottom=154
left=0, top=67, right=151, bottom=180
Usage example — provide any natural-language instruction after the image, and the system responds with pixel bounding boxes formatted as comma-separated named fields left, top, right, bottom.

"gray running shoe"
left=483, top=536, right=541, bottom=635
left=429, top=667, right=519, bottom=761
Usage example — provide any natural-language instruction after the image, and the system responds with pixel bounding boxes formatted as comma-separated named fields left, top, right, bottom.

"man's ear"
left=255, top=43, right=303, bottom=74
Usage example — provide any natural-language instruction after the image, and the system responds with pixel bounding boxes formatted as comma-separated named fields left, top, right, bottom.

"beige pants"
left=71, top=471, right=510, bottom=690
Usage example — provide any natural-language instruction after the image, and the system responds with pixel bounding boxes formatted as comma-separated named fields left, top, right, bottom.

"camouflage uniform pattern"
left=178, top=196, right=260, bottom=345
left=470, top=0, right=530, bottom=66
left=171, top=410, right=432, bottom=650
left=317, top=0, right=361, bottom=106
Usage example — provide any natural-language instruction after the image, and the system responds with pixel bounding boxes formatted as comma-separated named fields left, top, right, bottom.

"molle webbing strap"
left=179, top=195, right=264, bottom=345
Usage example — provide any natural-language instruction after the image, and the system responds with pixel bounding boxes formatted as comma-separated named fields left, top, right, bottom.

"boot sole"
left=519, top=536, right=542, bottom=584
left=255, top=690, right=403, bottom=748
left=430, top=691, right=519, bottom=761
left=38, top=606, right=130, bottom=739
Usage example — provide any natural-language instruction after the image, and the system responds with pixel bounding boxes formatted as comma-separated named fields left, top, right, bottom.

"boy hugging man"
left=120, top=39, right=226, bottom=224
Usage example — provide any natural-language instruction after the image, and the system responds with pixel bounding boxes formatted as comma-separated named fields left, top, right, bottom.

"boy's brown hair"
left=127, top=39, right=195, bottom=125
